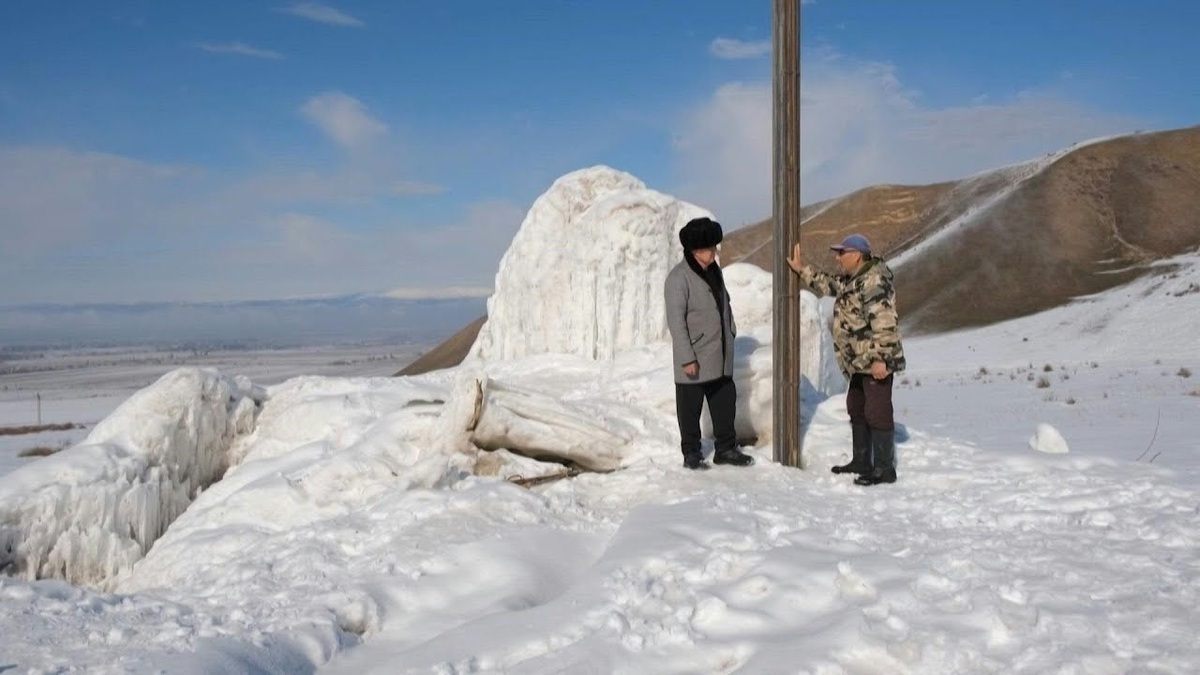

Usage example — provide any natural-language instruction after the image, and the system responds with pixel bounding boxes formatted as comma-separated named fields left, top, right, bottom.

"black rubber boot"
left=832, top=424, right=872, bottom=474
left=712, top=448, right=755, bottom=466
left=855, top=428, right=897, bottom=486
left=683, top=453, right=711, bottom=470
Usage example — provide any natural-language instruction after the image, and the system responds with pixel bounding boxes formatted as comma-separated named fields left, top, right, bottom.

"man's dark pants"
left=675, top=376, right=737, bottom=458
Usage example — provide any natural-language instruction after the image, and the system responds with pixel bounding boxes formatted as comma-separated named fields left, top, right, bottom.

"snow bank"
left=470, top=165, right=712, bottom=361
left=0, top=368, right=262, bottom=589
left=119, top=375, right=473, bottom=592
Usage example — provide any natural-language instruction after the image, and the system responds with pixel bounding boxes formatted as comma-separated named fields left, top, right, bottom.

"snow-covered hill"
left=0, top=167, right=1198, bottom=673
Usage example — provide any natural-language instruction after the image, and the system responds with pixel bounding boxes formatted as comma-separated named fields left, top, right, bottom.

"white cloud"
left=672, top=82, right=772, bottom=227
left=796, top=57, right=1142, bottom=202
left=209, top=199, right=524, bottom=302
left=671, top=52, right=1143, bottom=224
left=0, top=146, right=203, bottom=256
left=0, top=143, right=479, bottom=305
left=403, top=200, right=527, bottom=285
left=300, top=92, right=388, bottom=149
left=710, top=38, right=771, bottom=60
left=196, top=42, right=284, bottom=60
left=278, top=2, right=364, bottom=27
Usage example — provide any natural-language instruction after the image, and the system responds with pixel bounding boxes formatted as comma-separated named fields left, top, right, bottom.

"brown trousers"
left=846, top=373, right=894, bottom=431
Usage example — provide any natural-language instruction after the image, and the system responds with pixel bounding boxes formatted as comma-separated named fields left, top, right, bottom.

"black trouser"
left=675, top=376, right=737, bottom=457
left=846, top=373, right=894, bottom=431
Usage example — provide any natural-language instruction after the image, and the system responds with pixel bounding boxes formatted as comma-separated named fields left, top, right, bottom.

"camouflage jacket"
left=796, top=257, right=907, bottom=377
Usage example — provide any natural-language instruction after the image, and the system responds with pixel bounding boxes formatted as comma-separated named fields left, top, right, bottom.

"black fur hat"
left=679, top=217, right=723, bottom=250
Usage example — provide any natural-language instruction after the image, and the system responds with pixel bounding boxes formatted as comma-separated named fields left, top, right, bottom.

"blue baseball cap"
left=830, top=233, right=871, bottom=254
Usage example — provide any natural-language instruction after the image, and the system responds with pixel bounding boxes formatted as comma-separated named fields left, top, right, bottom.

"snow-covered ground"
left=0, top=343, right=426, bottom=479
left=900, top=253, right=1200, bottom=476
left=1, top=167, right=1197, bottom=673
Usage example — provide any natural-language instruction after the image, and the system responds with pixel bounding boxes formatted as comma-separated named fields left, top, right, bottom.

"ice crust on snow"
left=0, top=368, right=261, bottom=589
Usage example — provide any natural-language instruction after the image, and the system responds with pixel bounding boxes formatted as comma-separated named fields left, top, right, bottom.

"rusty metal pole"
left=772, top=0, right=801, bottom=467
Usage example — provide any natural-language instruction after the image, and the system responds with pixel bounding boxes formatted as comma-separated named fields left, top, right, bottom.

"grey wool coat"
left=664, top=258, right=737, bottom=384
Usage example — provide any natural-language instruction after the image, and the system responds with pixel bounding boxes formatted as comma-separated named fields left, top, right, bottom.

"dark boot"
left=832, top=424, right=872, bottom=474
left=683, top=453, right=710, bottom=470
left=855, top=428, right=897, bottom=486
left=712, top=448, right=755, bottom=466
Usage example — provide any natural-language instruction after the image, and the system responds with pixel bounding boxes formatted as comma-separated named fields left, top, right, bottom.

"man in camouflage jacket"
left=787, top=233, right=905, bottom=486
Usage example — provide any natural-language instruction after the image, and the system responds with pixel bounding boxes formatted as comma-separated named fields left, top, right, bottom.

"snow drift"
left=0, top=368, right=262, bottom=589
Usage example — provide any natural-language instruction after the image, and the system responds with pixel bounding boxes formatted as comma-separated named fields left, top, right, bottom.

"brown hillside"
left=399, top=125, right=1200, bottom=375
left=720, top=181, right=960, bottom=270
left=395, top=315, right=487, bottom=377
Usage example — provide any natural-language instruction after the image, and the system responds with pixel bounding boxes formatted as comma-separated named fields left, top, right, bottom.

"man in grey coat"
left=664, top=217, right=755, bottom=470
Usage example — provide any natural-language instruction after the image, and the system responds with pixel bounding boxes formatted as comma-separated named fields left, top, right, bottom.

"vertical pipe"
left=772, top=0, right=802, bottom=467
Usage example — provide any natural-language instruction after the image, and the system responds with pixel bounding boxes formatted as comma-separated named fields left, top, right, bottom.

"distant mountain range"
left=0, top=293, right=487, bottom=348
left=401, top=124, right=1200, bottom=375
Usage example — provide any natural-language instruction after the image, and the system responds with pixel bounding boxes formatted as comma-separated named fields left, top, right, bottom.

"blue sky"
left=1, top=1, right=1197, bottom=306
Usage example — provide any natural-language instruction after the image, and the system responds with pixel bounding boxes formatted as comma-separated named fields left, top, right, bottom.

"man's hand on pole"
left=786, top=242, right=804, bottom=275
